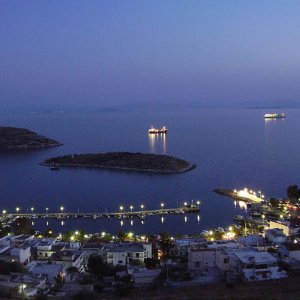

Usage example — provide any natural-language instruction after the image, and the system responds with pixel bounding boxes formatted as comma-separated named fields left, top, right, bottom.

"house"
left=279, top=243, right=300, bottom=261
left=105, top=243, right=152, bottom=266
left=265, top=228, right=287, bottom=244
left=188, top=247, right=231, bottom=274
left=36, top=238, right=57, bottom=261
left=269, top=221, right=290, bottom=235
left=172, top=238, right=206, bottom=257
left=131, top=268, right=161, bottom=286
left=0, top=273, right=46, bottom=298
left=230, top=248, right=286, bottom=281
left=188, top=248, right=217, bottom=273
left=0, top=244, right=31, bottom=264
left=27, top=261, right=65, bottom=284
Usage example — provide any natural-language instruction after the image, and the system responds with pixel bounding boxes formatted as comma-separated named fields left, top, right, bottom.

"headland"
left=0, top=126, right=62, bottom=149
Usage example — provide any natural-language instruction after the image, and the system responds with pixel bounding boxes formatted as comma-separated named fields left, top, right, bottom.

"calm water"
left=1, top=108, right=300, bottom=235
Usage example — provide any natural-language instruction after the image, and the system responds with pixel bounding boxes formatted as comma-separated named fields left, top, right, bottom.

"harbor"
left=0, top=203, right=200, bottom=222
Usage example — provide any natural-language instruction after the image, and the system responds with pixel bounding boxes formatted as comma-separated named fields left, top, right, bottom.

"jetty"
left=1, top=205, right=200, bottom=221
left=214, top=188, right=265, bottom=203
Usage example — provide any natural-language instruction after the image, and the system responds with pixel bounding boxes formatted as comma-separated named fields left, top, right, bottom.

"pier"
left=214, top=188, right=265, bottom=203
left=1, top=205, right=200, bottom=221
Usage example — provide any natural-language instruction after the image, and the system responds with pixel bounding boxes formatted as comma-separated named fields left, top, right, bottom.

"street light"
left=130, top=205, right=133, bottom=212
left=16, top=207, right=20, bottom=214
left=160, top=203, right=164, bottom=209
left=196, top=200, right=200, bottom=207
left=60, top=206, right=64, bottom=213
left=2, top=210, right=7, bottom=215
left=184, top=202, right=187, bottom=206
left=45, top=207, right=49, bottom=213
left=141, top=204, right=144, bottom=211
left=31, top=207, right=34, bottom=213
left=119, top=206, right=124, bottom=212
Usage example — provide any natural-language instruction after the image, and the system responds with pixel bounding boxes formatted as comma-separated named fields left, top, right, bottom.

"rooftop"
left=233, top=249, right=276, bottom=264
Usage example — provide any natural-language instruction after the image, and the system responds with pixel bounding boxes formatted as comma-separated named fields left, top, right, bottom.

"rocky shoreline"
left=42, top=152, right=196, bottom=174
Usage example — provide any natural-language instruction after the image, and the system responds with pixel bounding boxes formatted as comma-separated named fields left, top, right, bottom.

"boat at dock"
left=148, top=126, right=167, bottom=134
left=264, top=113, right=286, bottom=119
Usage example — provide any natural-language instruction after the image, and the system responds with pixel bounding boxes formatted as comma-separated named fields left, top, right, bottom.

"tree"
left=159, top=231, right=174, bottom=258
left=287, top=185, right=300, bottom=203
left=117, top=231, right=126, bottom=242
left=11, top=217, right=34, bottom=235
left=44, top=228, right=55, bottom=238
left=0, top=224, right=10, bottom=238
left=269, top=198, right=279, bottom=209
left=0, top=260, right=26, bottom=275
left=67, top=266, right=78, bottom=280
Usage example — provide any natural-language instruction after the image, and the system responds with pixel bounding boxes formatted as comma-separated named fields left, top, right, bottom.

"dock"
left=1, top=205, right=200, bottom=221
left=214, top=188, right=265, bottom=203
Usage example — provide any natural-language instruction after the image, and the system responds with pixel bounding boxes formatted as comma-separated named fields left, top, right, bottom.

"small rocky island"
left=0, top=126, right=62, bottom=149
left=42, top=152, right=196, bottom=173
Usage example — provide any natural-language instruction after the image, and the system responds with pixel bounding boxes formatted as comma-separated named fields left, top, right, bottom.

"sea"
left=1, top=107, right=300, bottom=236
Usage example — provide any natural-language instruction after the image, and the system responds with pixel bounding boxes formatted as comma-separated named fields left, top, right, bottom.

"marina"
left=1, top=204, right=200, bottom=222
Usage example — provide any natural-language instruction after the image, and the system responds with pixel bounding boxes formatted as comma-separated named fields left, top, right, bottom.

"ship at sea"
left=264, top=113, right=286, bottom=119
left=148, top=126, right=168, bottom=134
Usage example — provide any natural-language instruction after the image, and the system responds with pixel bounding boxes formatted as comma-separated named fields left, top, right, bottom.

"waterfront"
left=0, top=107, right=300, bottom=234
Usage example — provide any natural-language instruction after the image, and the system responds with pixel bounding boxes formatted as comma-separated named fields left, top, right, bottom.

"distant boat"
left=264, top=113, right=286, bottom=119
left=148, top=126, right=168, bottom=134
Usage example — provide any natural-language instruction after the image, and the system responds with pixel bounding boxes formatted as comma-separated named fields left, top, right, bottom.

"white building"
left=230, top=248, right=286, bottom=281
left=106, top=243, right=152, bottom=266
left=36, top=238, right=57, bottom=261
left=27, top=261, right=65, bottom=284
left=10, top=244, right=31, bottom=264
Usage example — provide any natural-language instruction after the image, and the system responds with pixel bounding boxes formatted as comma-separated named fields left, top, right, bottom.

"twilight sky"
left=1, top=0, right=300, bottom=110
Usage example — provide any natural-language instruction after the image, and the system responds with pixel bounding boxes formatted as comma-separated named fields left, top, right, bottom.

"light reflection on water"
left=148, top=133, right=167, bottom=154
left=234, top=200, right=248, bottom=210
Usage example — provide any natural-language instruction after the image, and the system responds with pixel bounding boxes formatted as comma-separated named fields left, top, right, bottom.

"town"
left=0, top=186, right=300, bottom=299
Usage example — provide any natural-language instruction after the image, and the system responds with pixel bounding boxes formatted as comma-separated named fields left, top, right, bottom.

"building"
left=173, top=238, right=206, bottom=257
left=269, top=221, right=290, bottom=236
left=265, top=228, right=287, bottom=244
left=105, top=243, right=152, bottom=266
left=188, top=247, right=231, bottom=274
left=36, top=238, right=57, bottom=261
left=27, top=261, right=65, bottom=284
left=279, top=243, right=300, bottom=261
left=230, top=248, right=286, bottom=281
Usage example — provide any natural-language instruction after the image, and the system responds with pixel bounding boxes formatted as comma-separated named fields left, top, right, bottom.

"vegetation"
left=42, top=152, right=196, bottom=173
left=0, top=260, right=26, bottom=275
left=158, top=231, right=175, bottom=258
left=0, top=126, right=61, bottom=149
left=11, top=217, right=34, bottom=235
left=287, top=185, right=300, bottom=204
left=269, top=197, right=280, bottom=209
left=0, top=224, right=10, bottom=238
left=86, top=254, right=125, bottom=277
